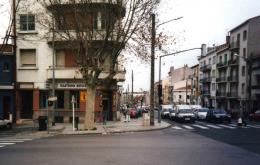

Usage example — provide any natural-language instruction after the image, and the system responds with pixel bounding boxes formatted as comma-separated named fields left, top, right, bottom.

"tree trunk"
left=84, top=86, right=96, bottom=130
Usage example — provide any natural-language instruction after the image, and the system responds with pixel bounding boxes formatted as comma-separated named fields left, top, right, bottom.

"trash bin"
left=142, top=112, right=150, bottom=126
left=38, top=116, right=47, bottom=131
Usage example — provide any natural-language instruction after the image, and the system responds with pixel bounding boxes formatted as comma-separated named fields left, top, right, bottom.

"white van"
left=174, top=105, right=195, bottom=122
left=161, top=104, right=173, bottom=119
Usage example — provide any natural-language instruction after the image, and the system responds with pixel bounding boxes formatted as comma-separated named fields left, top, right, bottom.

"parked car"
left=0, top=114, right=12, bottom=130
left=249, top=110, right=260, bottom=121
left=128, top=108, right=138, bottom=118
left=161, top=105, right=173, bottom=119
left=174, top=105, right=195, bottom=122
left=194, top=108, right=209, bottom=120
left=206, top=109, right=231, bottom=123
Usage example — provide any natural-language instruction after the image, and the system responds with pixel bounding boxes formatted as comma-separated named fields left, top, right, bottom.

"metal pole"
left=72, top=95, right=75, bottom=132
left=132, top=70, right=134, bottom=106
left=47, top=100, right=49, bottom=134
left=150, top=14, right=155, bottom=126
left=52, top=11, right=56, bottom=126
left=158, top=56, right=162, bottom=123
left=186, top=79, right=188, bottom=104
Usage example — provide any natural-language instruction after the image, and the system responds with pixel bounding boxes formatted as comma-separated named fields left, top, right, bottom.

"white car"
left=174, top=105, right=195, bottom=122
left=0, top=114, right=13, bottom=129
left=194, top=108, right=209, bottom=120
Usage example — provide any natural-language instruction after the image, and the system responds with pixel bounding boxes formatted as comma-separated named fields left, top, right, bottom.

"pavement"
left=11, top=116, right=171, bottom=136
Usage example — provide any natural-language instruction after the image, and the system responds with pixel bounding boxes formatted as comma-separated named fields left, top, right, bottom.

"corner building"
left=15, top=0, right=125, bottom=123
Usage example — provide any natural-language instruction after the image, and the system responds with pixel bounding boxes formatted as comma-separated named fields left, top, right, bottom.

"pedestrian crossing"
left=171, top=122, right=260, bottom=131
left=0, top=138, right=33, bottom=148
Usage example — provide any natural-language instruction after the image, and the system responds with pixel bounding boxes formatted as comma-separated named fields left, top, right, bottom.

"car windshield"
left=198, top=108, right=208, bottom=112
left=179, top=109, right=193, bottom=113
left=213, top=109, right=227, bottom=114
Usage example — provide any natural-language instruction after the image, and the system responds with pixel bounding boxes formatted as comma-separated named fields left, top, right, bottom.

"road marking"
left=205, top=124, right=222, bottom=129
left=0, top=142, right=15, bottom=145
left=192, top=124, right=209, bottom=129
left=0, top=138, right=32, bottom=141
left=172, top=126, right=182, bottom=130
left=218, top=124, right=236, bottom=129
left=0, top=146, right=4, bottom=148
left=0, top=140, right=24, bottom=143
left=182, top=125, right=194, bottom=129
left=247, top=124, right=260, bottom=128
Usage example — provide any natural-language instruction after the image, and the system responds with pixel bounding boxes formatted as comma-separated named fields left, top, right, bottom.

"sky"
left=1, top=0, right=260, bottom=92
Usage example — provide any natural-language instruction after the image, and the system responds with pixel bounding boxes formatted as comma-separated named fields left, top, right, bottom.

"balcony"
left=228, top=59, right=239, bottom=66
left=226, top=92, right=238, bottom=98
left=199, top=77, right=211, bottom=84
left=216, top=61, right=228, bottom=69
left=216, top=77, right=227, bottom=83
left=200, top=65, right=211, bottom=72
left=252, top=85, right=260, bottom=89
left=230, top=41, right=240, bottom=50
left=227, top=76, right=238, bottom=82
left=201, top=90, right=210, bottom=96
left=216, top=91, right=226, bottom=98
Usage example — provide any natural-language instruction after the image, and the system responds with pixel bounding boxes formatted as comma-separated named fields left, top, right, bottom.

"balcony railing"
left=216, top=61, right=228, bottom=68
left=228, top=59, right=239, bottom=66
left=216, top=91, right=226, bottom=97
left=201, top=90, right=210, bottom=96
left=199, top=77, right=211, bottom=83
left=226, top=92, right=238, bottom=98
left=252, top=85, right=260, bottom=89
left=216, top=76, right=227, bottom=82
left=230, top=41, right=240, bottom=50
left=200, top=65, right=211, bottom=72
left=227, top=76, right=238, bottom=82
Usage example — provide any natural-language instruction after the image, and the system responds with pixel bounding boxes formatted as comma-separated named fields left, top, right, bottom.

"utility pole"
left=12, top=0, right=17, bottom=122
left=131, top=70, right=134, bottom=106
left=150, top=14, right=155, bottom=126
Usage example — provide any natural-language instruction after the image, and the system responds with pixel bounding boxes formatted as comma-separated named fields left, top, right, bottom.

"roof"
left=230, top=15, right=260, bottom=33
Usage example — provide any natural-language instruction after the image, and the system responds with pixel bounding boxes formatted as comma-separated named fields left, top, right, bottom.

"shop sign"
left=57, top=83, right=86, bottom=89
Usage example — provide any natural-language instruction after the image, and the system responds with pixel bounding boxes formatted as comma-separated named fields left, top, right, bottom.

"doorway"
left=3, top=96, right=11, bottom=119
left=102, top=91, right=113, bottom=121
left=20, top=90, right=33, bottom=119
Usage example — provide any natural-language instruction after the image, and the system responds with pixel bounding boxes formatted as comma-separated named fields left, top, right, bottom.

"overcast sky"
left=1, top=0, right=260, bottom=92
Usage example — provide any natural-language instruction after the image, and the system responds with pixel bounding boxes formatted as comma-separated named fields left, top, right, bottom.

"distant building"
left=190, top=64, right=200, bottom=105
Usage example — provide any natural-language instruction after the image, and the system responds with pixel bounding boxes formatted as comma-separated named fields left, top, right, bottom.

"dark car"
left=206, top=109, right=231, bottom=123
left=249, top=110, right=260, bottom=121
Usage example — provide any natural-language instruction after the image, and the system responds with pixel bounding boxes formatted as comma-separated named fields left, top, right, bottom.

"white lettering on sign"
left=57, top=83, right=87, bottom=89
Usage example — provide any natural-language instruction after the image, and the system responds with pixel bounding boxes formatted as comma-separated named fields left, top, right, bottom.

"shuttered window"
left=20, top=49, right=36, bottom=67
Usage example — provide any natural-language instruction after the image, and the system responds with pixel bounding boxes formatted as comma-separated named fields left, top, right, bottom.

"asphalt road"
left=1, top=119, right=260, bottom=165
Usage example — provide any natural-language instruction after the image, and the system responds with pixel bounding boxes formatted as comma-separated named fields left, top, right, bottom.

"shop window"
left=20, top=49, right=36, bottom=67
left=40, top=91, right=49, bottom=109
left=56, top=90, right=64, bottom=108
left=20, top=14, right=35, bottom=31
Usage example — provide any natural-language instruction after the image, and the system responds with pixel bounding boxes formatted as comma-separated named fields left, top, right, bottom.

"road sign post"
left=71, top=95, right=76, bottom=131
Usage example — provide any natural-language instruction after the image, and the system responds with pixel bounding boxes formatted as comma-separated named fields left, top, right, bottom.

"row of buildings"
left=155, top=16, right=260, bottom=115
left=0, top=0, right=126, bottom=123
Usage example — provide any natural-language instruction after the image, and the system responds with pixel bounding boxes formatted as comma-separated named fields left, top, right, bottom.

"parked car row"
left=161, top=104, right=231, bottom=123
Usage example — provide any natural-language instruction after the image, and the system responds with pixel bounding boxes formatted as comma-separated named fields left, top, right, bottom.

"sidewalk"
left=60, top=117, right=171, bottom=135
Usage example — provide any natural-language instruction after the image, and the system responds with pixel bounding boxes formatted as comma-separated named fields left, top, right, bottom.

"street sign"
left=48, top=96, right=57, bottom=101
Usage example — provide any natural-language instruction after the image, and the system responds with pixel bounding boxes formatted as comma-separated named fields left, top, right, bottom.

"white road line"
left=0, top=139, right=32, bottom=141
left=0, top=143, right=15, bottom=145
left=172, top=126, right=182, bottom=130
left=0, top=141, right=24, bottom=143
left=247, top=124, right=260, bottom=128
left=205, top=124, right=222, bottom=129
left=218, top=124, right=236, bottom=129
left=0, top=146, right=4, bottom=148
left=192, top=124, right=209, bottom=129
left=182, top=125, right=194, bottom=129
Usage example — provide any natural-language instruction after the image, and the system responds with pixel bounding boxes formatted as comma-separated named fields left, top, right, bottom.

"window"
left=179, top=95, right=182, bottom=99
left=208, top=58, right=211, bottom=65
left=242, top=66, right=245, bottom=76
left=20, top=14, right=35, bottom=31
left=56, top=91, right=64, bottom=108
left=3, top=62, right=10, bottom=72
left=187, top=95, right=190, bottom=99
left=219, top=56, right=222, bottom=63
left=237, top=33, right=240, bottom=42
left=212, top=69, right=215, bottom=78
left=243, top=30, right=247, bottom=41
left=243, top=48, right=246, bottom=58
left=212, top=83, right=215, bottom=91
left=213, top=56, right=216, bottom=64
left=242, top=83, right=245, bottom=94
left=93, top=13, right=98, bottom=30
left=40, top=91, right=49, bottom=109
left=20, top=49, right=36, bottom=67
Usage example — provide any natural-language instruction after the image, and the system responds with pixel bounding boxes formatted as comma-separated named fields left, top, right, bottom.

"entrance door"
left=102, top=92, right=113, bottom=121
left=20, top=91, right=33, bottom=119
left=3, top=96, right=11, bottom=119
